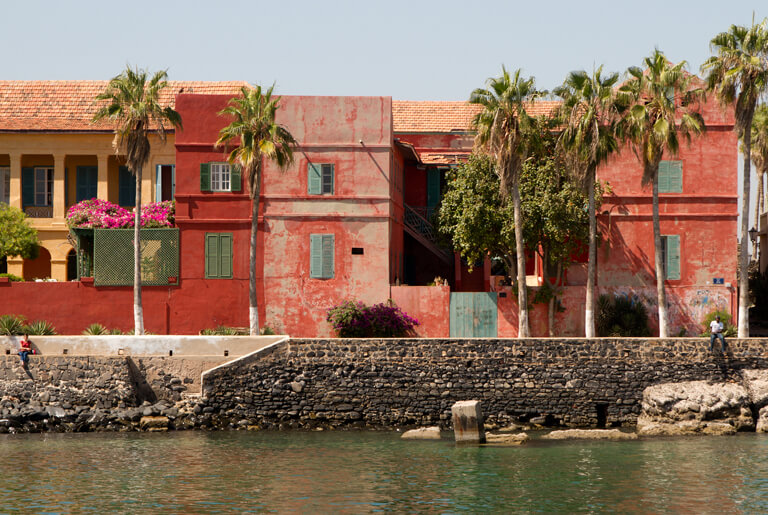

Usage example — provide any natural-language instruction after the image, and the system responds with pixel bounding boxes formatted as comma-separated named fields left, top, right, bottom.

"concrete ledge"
left=0, top=335, right=285, bottom=357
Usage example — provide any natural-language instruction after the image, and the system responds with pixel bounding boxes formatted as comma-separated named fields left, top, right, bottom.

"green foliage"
left=0, top=204, right=40, bottom=260
left=83, top=323, right=109, bottom=336
left=0, top=273, right=23, bottom=282
left=596, top=294, right=652, bottom=337
left=326, top=300, right=419, bottom=338
left=201, top=325, right=248, bottom=336
left=260, top=325, right=276, bottom=335
left=0, top=314, right=27, bottom=335
left=701, top=310, right=737, bottom=338
left=24, top=320, right=56, bottom=335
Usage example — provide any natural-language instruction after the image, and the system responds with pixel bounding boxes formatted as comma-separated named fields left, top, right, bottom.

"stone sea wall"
left=2, top=338, right=768, bottom=432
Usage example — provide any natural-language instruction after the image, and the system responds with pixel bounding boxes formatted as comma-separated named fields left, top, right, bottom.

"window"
left=310, top=234, right=334, bottom=279
left=200, top=163, right=241, bottom=192
left=155, top=164, right=175, bottom=202
left=0, top=167, right=9, bottom=204
left=76, top=166, right=98, bottom=203
left=205, top=233, right=233, bottom=279
left=308, top=163, right=334, bottom=195
left=660, top=235, right=681, bottom=280
left=658, top=160, right=682, bottom=193
left=34, top=168, right=53, bottom=206
left=119, top=166, right=136, bottom=207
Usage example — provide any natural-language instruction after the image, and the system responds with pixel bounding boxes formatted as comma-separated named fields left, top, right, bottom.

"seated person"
left=18, top=333, right=34, bottom=365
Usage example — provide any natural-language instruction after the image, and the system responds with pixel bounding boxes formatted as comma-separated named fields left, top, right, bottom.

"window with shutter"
left=22, top=168, right=34, bottom=207
left=119, top=166, right=136, bottom=206
left=308, top=163, right=334, bottom=195
left=0, top=167, right=9, bottom=204
left=310, top=233, right=334, bottom=279
left=76, top=166, right=98, bottom=202
left=658, top=160, right=682, bottom=193
left=664, top=234, right=681, bottom=280
left=205, top=232, right=233, bottom=279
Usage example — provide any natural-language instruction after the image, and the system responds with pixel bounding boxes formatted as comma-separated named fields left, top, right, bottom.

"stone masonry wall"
left=202, top=338, right=768, bottom=430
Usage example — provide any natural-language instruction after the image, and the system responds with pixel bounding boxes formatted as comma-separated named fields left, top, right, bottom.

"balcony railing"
left=24, top=206, right=53, bottom=218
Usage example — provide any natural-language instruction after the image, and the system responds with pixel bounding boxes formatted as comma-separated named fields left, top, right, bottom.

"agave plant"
left=83, top=323, right=109, bottom=336
left=0, top=314, right=27, bottom=335
left=23, top=320, right=56, bottom=335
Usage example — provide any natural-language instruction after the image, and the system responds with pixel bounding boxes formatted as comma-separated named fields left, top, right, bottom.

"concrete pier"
left=452, top=400, right=486, bottom=443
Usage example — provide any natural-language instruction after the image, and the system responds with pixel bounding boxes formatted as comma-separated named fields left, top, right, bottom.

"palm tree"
left=618, top=50, right=705, bottom=338
left=703, top=19, right=768, bottom=338
left=554, top=66, right=625, bottom=338
left=469, top=67, right=544, bottom=337
left=750, top=104, right=768, bottom=260
left=92, top=67, right=182, bottom=335
left=216, top=85, right=297, bottom=335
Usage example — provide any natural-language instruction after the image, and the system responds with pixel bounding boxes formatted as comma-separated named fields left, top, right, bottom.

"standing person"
left=18, top=333, right=33, bottom=365
left=709, top=316, right=726, bottom=353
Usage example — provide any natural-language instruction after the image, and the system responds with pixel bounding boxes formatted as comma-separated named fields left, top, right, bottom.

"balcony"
left=24, top=206, right=53, bottom=218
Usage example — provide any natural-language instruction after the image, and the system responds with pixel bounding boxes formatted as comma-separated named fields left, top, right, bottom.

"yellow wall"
left=0, top=132, right=176, bottom=281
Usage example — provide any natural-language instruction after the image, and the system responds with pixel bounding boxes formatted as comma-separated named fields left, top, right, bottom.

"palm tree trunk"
left=133, top=165, right=144, bottom=335
left=249, top=170, right=262, bottom=336
left=753, top=172, right=763, bottom=260
left=739, top=125, right=752, bottom=338
left=512, top=179, right=529, bottom=337
left=585, top=168, right=597, bottom=338
left=652, top=176, right=668, bottom=338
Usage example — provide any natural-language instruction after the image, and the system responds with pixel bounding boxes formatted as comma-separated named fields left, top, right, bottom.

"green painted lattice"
left=93, top=228, right=179, bottom=286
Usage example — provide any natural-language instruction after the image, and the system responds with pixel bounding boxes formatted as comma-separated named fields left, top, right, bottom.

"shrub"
left=83, top=323, right=109, bottom=335
left=260, top=325, right=276, bottom=335
left=326, top=300, right=419, bottom=338
left=596, top=294, right=651, bottom=337
left=201, top=325, right=248, bottom=336
left=701, top=310, right=737, bottom=338
left=0, top=314, right=26, bottom=335
left=0, top=273, right=23, bottom=282
left=24, top=320, right=56, bottom=335
left=66, top=199, right=175, bottom=229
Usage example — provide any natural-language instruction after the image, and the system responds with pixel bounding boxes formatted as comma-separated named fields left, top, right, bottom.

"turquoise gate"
left=449, top=292, right=498, bottom=337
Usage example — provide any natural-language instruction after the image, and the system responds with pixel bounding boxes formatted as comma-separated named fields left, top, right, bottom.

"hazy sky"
left=2, top=0, right=764, bottom=100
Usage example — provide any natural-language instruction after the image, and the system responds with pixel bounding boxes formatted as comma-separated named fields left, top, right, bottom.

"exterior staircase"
left=403, top=205, right=453, bottom=264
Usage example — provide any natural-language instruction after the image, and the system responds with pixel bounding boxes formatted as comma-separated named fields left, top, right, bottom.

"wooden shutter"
left=308, top=163, right=322, bottom=194
left=200, top=163, right=211, bottom=192
left=321, top=234, right=334, bottom=279
left=427, top=168, right=441, bottom=209
left=668, top=161, right=682, bottom=193
left=119, top=166, right=135, bottom=206
left=219, top=233, right=232, bottom=278
left=76, top=167, right=87, bottom=202
left=77, top=166, right=98, bottom=202
left=64, top=168, right=69, bottom=208
left=658, top=161, right=670, bottom=193
left=205, top=233, right=220, bottom=278
left=310, top=234, right=323, bottom=278
left=665, top=235, right=681, bottom=280
left=321, top=164, right=334, bottom=194
left=21, top=167, right=34, bottom=207
left=230, top=164, right=242, bottom=192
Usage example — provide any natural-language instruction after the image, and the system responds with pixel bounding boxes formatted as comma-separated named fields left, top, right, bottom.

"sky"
left=2, top=0, right=765, bottom=233
left=2, top=0, right=764, bottom=100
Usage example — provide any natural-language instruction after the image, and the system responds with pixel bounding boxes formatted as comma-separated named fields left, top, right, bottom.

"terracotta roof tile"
left=393, top=100, right=561, bottom=133
left=0, top=80, right=250, bottom=131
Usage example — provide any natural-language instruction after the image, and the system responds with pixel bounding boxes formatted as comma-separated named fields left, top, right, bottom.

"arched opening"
left=23, top=246, right=51, bottom=281
left=66, top=249, right=78, bottom=281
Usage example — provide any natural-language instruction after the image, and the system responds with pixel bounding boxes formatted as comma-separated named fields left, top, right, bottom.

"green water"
left=1, top=431, right=767, bottom=513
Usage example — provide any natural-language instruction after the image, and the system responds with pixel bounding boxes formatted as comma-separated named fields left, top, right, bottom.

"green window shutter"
left=88, top=167, right=98, bottom=199
left=427, top=168, right=441, bottom=209
left=308, top=163, right=322, bottom=195
left=219, top=233, right=232, bottom=278
left=665, top=235, right=681, bottom=280
left=321, top=234, right=334, bottom=279
left=668, top=161, right=682, bottom=193
left=658, top=161, right=670, bottom=193
left=200, top=163, right=211, bottom=192
left=321, top=164, right=334, bottom=194
left=119, top=166, right=136, bottom=206
left=76, top=166, right=98, bottom=202
left=230, top=165, right=242, bottom=192
left=64, top=168, right=69, bottom=208
left=310, top=234, right=323, bottom=278
left=205, top=233, right=220, bottom=278
left=22, top=167, right=34, bottom=207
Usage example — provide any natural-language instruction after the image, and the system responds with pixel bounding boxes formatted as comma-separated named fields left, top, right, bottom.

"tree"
left=92, top=67, right=182, bottom=335
left=0, top=203, right=39, bottom=260
left=619, top=50, right=705, bottom=337
left=216, top=85, right=297, bottom=335
left=750, top=104, right=768, bottom=260
left=703, top=19, right=768, bottom=338
left=469, top=67, right=544, bottom=337
left=554, top=66, right=625, bottom=338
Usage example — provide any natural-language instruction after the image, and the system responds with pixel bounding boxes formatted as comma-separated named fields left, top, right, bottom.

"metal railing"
left=24, top=206, right=53, bottom=218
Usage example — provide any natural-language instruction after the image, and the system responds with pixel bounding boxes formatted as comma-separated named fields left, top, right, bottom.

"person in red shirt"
left=18, top=333, right=33, bottom=365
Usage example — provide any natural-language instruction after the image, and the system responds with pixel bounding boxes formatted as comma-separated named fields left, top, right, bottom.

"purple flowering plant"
left=66, top=199, right=175, bottom=229
left=326, top=299, right=419, bottom=338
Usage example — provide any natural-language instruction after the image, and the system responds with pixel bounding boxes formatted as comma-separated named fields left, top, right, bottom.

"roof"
left=0, top=80, right=250, bottom=132
left=392, top=100, right=561, bottom=133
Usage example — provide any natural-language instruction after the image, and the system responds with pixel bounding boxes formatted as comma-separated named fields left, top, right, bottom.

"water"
left=1, top=430, right=767, bottom=513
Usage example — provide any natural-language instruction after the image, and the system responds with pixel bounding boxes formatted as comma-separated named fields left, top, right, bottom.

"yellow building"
left=0, top=80, right=247, bottom=281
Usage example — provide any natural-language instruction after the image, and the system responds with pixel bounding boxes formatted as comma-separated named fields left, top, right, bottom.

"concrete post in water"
left=452, top=400, right=486, bottom=443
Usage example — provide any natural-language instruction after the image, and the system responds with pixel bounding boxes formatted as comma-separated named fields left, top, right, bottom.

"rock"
left=757, top=406, right=768, bottom=433
left=497, top=422, right=526, bottom=432
left=290, top=382, right=304, bottom=393
left=451, top=400, right=486, bottom=443
left=140, top=416, right=169, bottom=430
left=529, top=416, right=548, bottom=426
left=541, top=429, right=637, bottom=440
left=484, top=432, right=529, bottom=445
left=638, top=381, right=753, bottom=435
left=401, top=427, right=441, bottom=440
left=45, top=406, right=66, bottom=419
left=742, top=369, right=768, bottom=408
